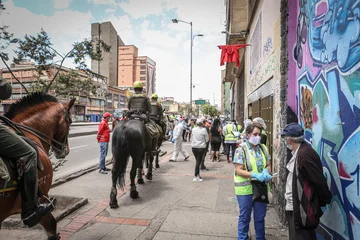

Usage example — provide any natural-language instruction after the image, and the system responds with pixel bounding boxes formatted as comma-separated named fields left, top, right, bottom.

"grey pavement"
left=0, top=142, right=288, bottom=240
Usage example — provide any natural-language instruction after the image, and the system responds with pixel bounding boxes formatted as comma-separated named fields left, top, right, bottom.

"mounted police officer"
left=0, top=76, right=55, bottom=227
left=127, top=81, right=152, bottom=121
left=149, top=93, right=166, bottom=137
left=127, top=81, right=159, bottom=138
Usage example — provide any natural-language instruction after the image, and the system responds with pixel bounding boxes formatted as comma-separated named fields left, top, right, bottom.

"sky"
left=0, top=0, right=226, bottom=105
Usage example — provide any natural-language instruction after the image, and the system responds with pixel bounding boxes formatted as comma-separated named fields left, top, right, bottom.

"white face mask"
left=248, top=135, right=261, bottom=145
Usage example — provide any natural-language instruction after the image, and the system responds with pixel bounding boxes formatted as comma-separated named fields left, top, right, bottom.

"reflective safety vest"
left=234, top=142, right=269, bottom=195
left=224, top=124, right=237, bottom=141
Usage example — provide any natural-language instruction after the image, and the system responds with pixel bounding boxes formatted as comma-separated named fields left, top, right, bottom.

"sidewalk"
left=0, top=142, right=288, bottom=240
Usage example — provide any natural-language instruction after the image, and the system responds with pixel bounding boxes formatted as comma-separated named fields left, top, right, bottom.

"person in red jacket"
left=97, top=112, right=112, bottom=174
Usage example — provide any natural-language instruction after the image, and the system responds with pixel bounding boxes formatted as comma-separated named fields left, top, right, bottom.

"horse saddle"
left=0, top=137, right=43, bottom=193
left=145, top=120, right=161, bottom=139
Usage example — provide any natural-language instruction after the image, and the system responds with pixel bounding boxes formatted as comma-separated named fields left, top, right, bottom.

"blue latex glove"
left=262, top=169, right=273, bottom=182
left=251, top=172, right=266, bottom=182
left=171, top=139, right=175, bottom=143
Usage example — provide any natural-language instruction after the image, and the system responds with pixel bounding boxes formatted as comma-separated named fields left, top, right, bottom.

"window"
left=140, top=71, right=146, bottom=75
left=140, top=77, right=146, bottom=80
left=140, top=65, right=146, bottom=69
left=140, top=60, right=146, bottom=64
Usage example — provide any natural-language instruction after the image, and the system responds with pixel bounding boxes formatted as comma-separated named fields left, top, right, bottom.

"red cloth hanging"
left=218, top=44, right=249, bottom=67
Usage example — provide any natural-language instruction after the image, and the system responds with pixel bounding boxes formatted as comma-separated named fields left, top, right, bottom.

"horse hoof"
left=146, top=174, right=153, bottom=180
left=110, top=203, right=119, bottom=209
left=138, top=178, right=145, bottom=184
left=155, top=164, right=160, bottom=169
left=130, top=190, right=139, bottom=199
left=48, top=233, right=60, bottom=240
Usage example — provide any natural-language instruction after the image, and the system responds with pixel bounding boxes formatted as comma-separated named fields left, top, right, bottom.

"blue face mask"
left=249, top=135, right=261, bottom=145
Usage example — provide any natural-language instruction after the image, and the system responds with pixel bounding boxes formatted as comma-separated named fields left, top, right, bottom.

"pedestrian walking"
left=233, top=123, right=273, bottom=240
left=181, top=118, right=188, bottom=142
left=169, top=118, right=190, bottom=162
left=200, top=119, right=211, bottom=170
left=97, top=112, right=112, bottom=174
left=279, top=123, right=332, bottom=240
left=210, top=118, right=222, bottom=162
left=191, top=119, right=209, bottom=182
left=223, top=119, right=238, bottom=163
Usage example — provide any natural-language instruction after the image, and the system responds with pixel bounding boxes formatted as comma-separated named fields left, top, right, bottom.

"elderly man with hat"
left=279, top=123, right=332, bottom=239
left=97, top=112, right=112, bottom=174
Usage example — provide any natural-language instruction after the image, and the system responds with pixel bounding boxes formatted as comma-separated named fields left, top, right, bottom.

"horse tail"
left=112, top=124, right=129, bottom=191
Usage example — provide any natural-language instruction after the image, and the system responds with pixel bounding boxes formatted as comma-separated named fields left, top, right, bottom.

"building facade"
left=91, top=21, right=125, bottom=87
left=0, top=61, right=128, bottom=122
left=118, top=45, right=156, bottom=97
left=224, top=0, right=360, bottom=239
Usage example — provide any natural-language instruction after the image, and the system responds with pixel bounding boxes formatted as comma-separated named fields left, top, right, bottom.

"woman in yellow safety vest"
left=233, top=124, right=272, bottom=240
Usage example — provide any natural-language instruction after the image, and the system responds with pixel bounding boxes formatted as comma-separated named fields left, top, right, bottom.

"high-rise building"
left=118, top=45, right=156, bottom=97
left=91, top=22, right=125, bottom=87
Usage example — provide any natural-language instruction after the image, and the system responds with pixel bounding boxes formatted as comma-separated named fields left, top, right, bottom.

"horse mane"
left=5, top=92, right=58, bottom=120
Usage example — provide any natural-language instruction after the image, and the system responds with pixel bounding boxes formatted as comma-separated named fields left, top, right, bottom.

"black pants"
left=192, top=147, right=206, bottom=177
left=226, top=143, right=237, bottom=161
left=286, top=211, right=317, bottom=240
left=222, top=137, right=226, bottom=153
left=182, top=129, right=186, bottom=140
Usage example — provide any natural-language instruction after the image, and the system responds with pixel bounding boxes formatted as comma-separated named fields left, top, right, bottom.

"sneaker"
left=99, top=169, right=108, bottom=174
left=169, top=159, right=176, bottom=162
left=104, top=167, right=111, bottom=171
left=184, top=156, right=189, bottom=161
left=193, top=177, right=203, bottom=182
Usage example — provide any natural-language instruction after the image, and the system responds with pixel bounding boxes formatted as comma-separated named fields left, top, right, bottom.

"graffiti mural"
left=291, top=0, right=360, bottom=239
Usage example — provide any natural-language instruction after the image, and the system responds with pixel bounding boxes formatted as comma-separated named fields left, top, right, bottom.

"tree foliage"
left=0, top=2, right=110, bottom=96
left=200, top=104, right=220, bottom=117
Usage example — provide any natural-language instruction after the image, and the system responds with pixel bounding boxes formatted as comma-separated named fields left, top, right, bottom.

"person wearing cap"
left=253, top=117, right=268, bottom=146
left=97, top=112, right=112, bottom=174
left=191, top=119, right=209, bottom=182
left=279, top=123, right=332, bottom=239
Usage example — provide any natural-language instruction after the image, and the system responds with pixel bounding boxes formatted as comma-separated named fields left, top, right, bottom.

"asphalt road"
left=53, top=133, right=113, bottom=179
left=69, top=125, right=99, bottom=134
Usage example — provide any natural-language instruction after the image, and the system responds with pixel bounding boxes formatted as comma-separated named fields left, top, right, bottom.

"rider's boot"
left=20, top=165, right=55, bottom=227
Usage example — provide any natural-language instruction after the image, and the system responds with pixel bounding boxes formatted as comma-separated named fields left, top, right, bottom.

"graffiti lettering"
left=263, top=38, right=273, bottom=55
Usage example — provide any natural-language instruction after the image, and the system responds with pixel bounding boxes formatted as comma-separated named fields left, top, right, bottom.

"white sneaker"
left=193, top=177, right=203, bottom=182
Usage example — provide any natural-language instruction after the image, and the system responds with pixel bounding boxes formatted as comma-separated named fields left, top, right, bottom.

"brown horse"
left=0, top=92, right=75, bottom=240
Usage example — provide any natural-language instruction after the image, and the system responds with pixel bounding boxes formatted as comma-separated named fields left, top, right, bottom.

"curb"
left=52, top=157, right=112, bottom=188
left=69, top=131, right=98, bottom=138
left=2, top=197, right=88, bottom=229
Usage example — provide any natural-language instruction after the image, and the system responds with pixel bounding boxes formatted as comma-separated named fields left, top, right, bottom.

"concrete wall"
left=91, top=22, right=119, bottom=87
left=118, top=45, right=138, bottom=87
left=245, top=0, right=282, bottom=189
left=287, top=1, right=360, bottom=239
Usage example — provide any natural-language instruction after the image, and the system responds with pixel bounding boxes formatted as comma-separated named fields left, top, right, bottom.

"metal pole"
left=190, top=22, right=193, bottom=117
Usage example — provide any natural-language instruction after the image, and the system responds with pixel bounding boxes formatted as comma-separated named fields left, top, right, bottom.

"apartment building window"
left=140, top=77, right=146, bottom=80
left=140, top=60, right=146, bottom=64
left=140, top=65, right=146, bottom=69
left=140, top=71, right=146, bottom=75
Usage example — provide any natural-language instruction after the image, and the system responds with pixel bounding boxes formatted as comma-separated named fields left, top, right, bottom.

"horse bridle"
left=0, top=109, right=71, bottom=155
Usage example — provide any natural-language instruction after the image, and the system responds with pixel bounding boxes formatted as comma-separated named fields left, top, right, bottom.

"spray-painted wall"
left=288, top=0, right=360, bottom=239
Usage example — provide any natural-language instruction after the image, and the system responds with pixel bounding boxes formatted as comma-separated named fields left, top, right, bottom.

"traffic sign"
left=195, top=100, right=206, bottom=105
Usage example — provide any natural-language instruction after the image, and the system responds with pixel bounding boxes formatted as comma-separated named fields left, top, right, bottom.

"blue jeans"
left=226, top=143, right=237, bottom=161
left=237, top=194, right=267, bottom=240
left=99, top=142, right=108, bottom=170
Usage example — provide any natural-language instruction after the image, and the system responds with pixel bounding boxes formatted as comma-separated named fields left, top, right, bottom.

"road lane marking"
left=70, top=145, right=88, bottom=150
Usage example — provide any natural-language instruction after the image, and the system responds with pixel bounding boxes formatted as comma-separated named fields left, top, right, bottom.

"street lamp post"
left=172, top=18, right=203, bottom=117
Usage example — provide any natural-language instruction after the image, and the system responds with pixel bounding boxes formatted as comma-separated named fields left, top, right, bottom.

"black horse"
left=109, top=119, right=157, bottom=208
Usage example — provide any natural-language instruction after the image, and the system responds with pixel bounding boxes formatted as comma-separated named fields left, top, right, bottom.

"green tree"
left=200, top=104, right=220, bottom=117
left=0, top=5, right=110, bottom=95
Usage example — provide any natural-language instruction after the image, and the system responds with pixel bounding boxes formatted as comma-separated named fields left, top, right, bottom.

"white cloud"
left=54, top=0, right=70, bottom=9
left=105, top=8, right=116, bottom=13
left=0, top=0, right=225, bottom=106
left=118, top=0, right=168, bottom=19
